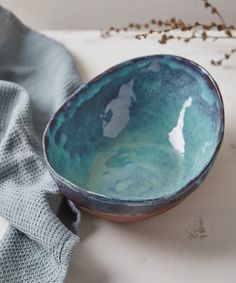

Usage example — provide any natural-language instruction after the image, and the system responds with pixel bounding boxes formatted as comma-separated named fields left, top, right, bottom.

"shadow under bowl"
left=43, top=55, right=224, bottom=222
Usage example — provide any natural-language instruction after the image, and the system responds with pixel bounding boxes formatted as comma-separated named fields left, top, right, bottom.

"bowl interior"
left=44, top=55, right=223, bottom=201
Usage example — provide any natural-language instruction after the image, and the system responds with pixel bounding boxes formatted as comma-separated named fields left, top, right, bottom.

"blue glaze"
left=44, top=55, right=224, bottom=205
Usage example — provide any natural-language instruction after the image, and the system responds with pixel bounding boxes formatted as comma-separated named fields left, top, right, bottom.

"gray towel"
left=0, top=7, right=81, bottom=283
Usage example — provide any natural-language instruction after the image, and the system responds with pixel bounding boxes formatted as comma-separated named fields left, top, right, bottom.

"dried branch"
left=101, top=0, right=236, bottom=66
left=202, top=0, right=226, bottom=26
left=211, top=48, right=236, bottom=65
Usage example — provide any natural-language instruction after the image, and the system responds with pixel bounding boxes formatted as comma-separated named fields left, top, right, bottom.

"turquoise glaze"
left=45, top=55, right=223, bottom=202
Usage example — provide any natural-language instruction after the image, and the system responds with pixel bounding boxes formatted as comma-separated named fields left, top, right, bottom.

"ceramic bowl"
left=43, top=55, right=224, bottom=222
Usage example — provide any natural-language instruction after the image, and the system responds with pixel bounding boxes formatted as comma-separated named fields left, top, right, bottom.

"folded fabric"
left=0, top=6, right=81, bottom=283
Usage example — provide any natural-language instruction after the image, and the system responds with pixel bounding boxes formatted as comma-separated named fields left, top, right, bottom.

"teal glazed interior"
left=45, top=55, right=223, bottom=201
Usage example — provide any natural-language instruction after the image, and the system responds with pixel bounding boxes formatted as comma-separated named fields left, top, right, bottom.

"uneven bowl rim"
left=42, top=54, right=225, bottom=205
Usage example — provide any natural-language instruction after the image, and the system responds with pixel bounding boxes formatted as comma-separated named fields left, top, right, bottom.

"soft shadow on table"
left=65, top=244, right=110, bottom=283
left=61, top=209, right=109, bottom=283
left=114, top=129, right=236, bottom=257
left=78, top=212, right=99, bottom=241
left=59, top=204, right=109, bottom=283
left=74, top=58, right=90, bottom=83
left=58, top=197, right=98, bottom=240
left=222, top=64, right=236, bottom=70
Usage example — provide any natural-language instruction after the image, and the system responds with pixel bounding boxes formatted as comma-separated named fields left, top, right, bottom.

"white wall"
left=0, top=0, right=234, bottom=30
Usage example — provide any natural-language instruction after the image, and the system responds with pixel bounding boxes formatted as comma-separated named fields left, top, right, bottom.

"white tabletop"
left=1, top=30, right=236, bottom=283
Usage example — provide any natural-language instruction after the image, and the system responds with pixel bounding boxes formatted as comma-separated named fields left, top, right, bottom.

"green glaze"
left=45, top=55, right=222, bottom=200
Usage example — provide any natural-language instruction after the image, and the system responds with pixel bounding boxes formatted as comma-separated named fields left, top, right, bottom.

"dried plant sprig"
left=101, top=0, right=234, bottom=38
left=101, top=0, right=236, bottom=66
left=202, top=0, right=226, bottom=26
left=101, top=18, right=184, bottom=38
left=211, top=48, right=236, bottom=65
left=135, top=22, right=235, bottom=42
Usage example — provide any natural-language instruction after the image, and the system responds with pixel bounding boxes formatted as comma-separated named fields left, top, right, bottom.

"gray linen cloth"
left=0, top=6, right=81, bottom=283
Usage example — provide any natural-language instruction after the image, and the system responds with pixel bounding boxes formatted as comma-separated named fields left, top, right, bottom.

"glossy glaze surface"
left=44, top=55, right=223, bottom=203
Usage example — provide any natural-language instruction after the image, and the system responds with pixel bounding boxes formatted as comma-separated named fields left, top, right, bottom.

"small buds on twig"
left=101, top=0, right=236, bottom=65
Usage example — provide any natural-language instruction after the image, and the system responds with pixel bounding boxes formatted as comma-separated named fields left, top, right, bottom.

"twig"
left=202, top=0, right=226, bottom=27
left=101, top=0, right=236, bottom=65
left=211, top=48, right=236, bottom=65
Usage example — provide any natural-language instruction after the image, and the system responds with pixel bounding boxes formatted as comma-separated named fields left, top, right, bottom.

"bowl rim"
left=42, top=54, right=225, bottom=204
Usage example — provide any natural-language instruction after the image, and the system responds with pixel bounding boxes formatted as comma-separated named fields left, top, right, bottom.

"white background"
left=1, top=0, right=235, bottom=30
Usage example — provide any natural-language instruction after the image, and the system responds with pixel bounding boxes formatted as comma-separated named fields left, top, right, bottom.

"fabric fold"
left=0, top=7, right=81, bottom=283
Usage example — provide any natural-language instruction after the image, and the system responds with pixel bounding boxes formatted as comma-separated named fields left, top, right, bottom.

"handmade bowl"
left=43, top=55, right=224, bottom=222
